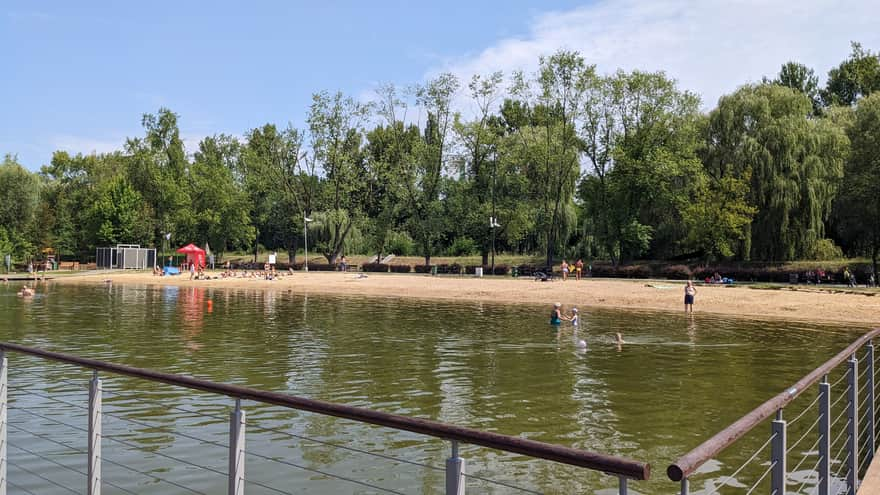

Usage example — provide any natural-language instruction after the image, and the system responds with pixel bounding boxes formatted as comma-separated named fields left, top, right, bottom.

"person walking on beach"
left=575, top=259, right=584, bottom=281
left=189, top=262, right=196, bottom=280
left=684, top=280, right=697, bottom=313
left=561, top=260, right=569, bottom=281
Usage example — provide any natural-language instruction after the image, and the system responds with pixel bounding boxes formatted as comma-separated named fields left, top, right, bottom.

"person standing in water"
left=684, top=280, right=697, bottom=313
left=550, top=302, right=569, bottom=326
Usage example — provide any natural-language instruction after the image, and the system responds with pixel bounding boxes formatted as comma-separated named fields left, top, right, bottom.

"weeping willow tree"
left=306, top=209, right=364, bottom=263
left=702, top=84, right=848, bottom=260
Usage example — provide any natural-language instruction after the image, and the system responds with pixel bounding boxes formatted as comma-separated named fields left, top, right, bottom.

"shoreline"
left=46, top=270, right=880, bottom=327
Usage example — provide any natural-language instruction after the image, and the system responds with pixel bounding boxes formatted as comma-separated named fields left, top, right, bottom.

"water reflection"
left=0, top=282, right=867, bottom=494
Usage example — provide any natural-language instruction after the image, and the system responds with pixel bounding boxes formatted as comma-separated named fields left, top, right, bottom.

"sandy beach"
left=50, top=270, right=880, bottom=327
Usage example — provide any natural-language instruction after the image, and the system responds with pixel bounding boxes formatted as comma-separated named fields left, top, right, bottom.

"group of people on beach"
left=559, top=259, right=588, bottom=281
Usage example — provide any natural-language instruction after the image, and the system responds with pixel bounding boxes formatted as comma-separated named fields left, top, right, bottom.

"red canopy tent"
left=176, top=243, right=206, bottom=269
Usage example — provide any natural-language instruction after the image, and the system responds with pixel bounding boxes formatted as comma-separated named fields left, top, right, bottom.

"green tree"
left=833, top=92, right=880, bottom=275
left=823, top=42, right=880, bottom=106
left=307, top=91, right=371, bottom=263
left=190, top=135, right=255, bottom=256
left=703, top=84, right=848, bottom=260
left=0, top=154, right=42, bottom=259
left=241, top=124, right=316, bottom=262
left=87, top=176, right=153, bottom=246
left=125, top=108, right=192, bottom=246
left=377, top=74, right=460, bottom=265
left=771, top=61, right=821, bottom=114
left=682, top=172, right=756, bottom=260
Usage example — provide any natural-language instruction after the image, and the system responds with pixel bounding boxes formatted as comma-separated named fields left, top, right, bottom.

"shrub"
left=389, top=264, right=411, bottom=273
left=305, top=263, right=336, bottom=271
left=660, top=265, right=692, bottom=280
left=516, top=264, right=538, bottom=277
left=362, top=263, right=389, bottom=273
left=491, top=264, right=509, bottom=275
left=589, top=263, right=617, bottom=278
left=617, top=265, right=653, bottom=279
left=414, top=265, right=433, bottom=274
left=386, top=231, right=415, bottom=256
left=436, top=263, right=463, bottom=274
left=465, top=265, right=479, bottom=274
left=448, top=237, right=478, bottom=256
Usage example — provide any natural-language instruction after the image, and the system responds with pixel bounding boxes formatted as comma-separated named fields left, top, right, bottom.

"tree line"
left=2, top=43, right=880, bottom=274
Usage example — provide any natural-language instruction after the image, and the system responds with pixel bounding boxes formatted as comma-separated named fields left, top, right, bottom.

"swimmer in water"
left=550, top=302, right=569, bottom=326
left=616, top=332, right=626, bottom=344
left=18, top=286, right=34, bottom=297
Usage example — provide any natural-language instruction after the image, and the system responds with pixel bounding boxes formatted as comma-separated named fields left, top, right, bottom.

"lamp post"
left=490, top=216, right=501, bottom=275
left=304, top=215, right=314, bottom=272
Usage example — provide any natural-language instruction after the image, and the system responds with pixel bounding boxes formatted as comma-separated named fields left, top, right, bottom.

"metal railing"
left=0, top=341, right=650, bottom=495
left=667, top=328, right=880, bottom=495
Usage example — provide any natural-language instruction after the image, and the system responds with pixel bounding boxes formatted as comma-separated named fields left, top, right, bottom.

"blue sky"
left=3, top=0, right=880, bottom=170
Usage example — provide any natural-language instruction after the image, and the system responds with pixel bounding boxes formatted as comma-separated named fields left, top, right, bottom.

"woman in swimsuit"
left=550, top=302, right=568, bottom=326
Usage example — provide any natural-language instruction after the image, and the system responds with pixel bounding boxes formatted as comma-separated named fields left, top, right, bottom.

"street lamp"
left=304, top=215, right=314, bottom=272
left=489, top=216, right=501, bottom=275
left=162, top=232, right=171, bottom=268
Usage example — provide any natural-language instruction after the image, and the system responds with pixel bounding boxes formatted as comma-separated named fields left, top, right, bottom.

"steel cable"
left=12, top=382, right=444, bottom=484
left=789, top=419, right=820, bottom=452
left=793, top=457, right=822, bottom=495
left=7, top=479, right=38, bottom=495
left=7, top=422, right=84, bottom=454
left=790, top=437, right=821, bottom=474
left=101, top=433, right=227, bottom=479
left=101, top=456, right=210, bottom=495
left=744, top=460, right=775, bottom=495
left=705, top=432, right=777, bottom=495
left=832, top=374, right=848, bottom=388
left=245, top=421, right=443, bottom=472
left=790, top=394, right=823, bottom=426
left=6, top=458, right=80, bottom=495
left=830, top=422, right=851, bottom=459
left=831, top=387, right=851, bottom=410
left=8, top=425, right=145, bottom=495
left=14, top=407, right=88, bottom=433
left=101, top=409, right=228, bottom=449
left=244, top=447, right=408, bottom=495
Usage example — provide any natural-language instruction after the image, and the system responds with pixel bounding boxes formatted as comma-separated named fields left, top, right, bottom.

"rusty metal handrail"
left=667, top=327, right=880, bottom=482
left=0, top=341, right=650, bottom=480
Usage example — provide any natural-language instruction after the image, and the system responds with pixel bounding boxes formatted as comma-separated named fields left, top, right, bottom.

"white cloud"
left=431, top=0, right=880, bottom=108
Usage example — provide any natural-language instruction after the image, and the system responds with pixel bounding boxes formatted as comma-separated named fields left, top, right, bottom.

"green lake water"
left=0, top=281, right=868, bottom=494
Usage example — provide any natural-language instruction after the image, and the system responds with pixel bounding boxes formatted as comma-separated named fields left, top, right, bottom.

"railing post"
left=680, top=477, right=689, bottom=495
left=819, top=375, right=830, bottom=495
left=0, top=352, right=7, bottom=495
left=445, top=440, right=466, bottom=495
left=88, top=370, right=102, bottom=495
left=771, top=410, right=787, bottom=495
left=868, top=342, right=875, bottom=462
left=848, top=355, right=859, bottom=495
left=228, top=399, right=245, bottom=495
left=618, top=476, right=628, bottom=495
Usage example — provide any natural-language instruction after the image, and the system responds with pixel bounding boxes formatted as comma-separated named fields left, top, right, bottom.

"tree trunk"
left=287, top=238, right=298, bottom=265
left=481, top=250, right=489, bottom=267
left=253, top=243, right=258, bottom=263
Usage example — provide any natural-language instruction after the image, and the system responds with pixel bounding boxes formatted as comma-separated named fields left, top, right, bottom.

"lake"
left=0, top=282, right=865, bottom=494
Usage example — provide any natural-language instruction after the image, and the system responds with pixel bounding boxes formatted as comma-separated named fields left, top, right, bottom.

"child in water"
left=570, top=308, right=579, bottom=326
